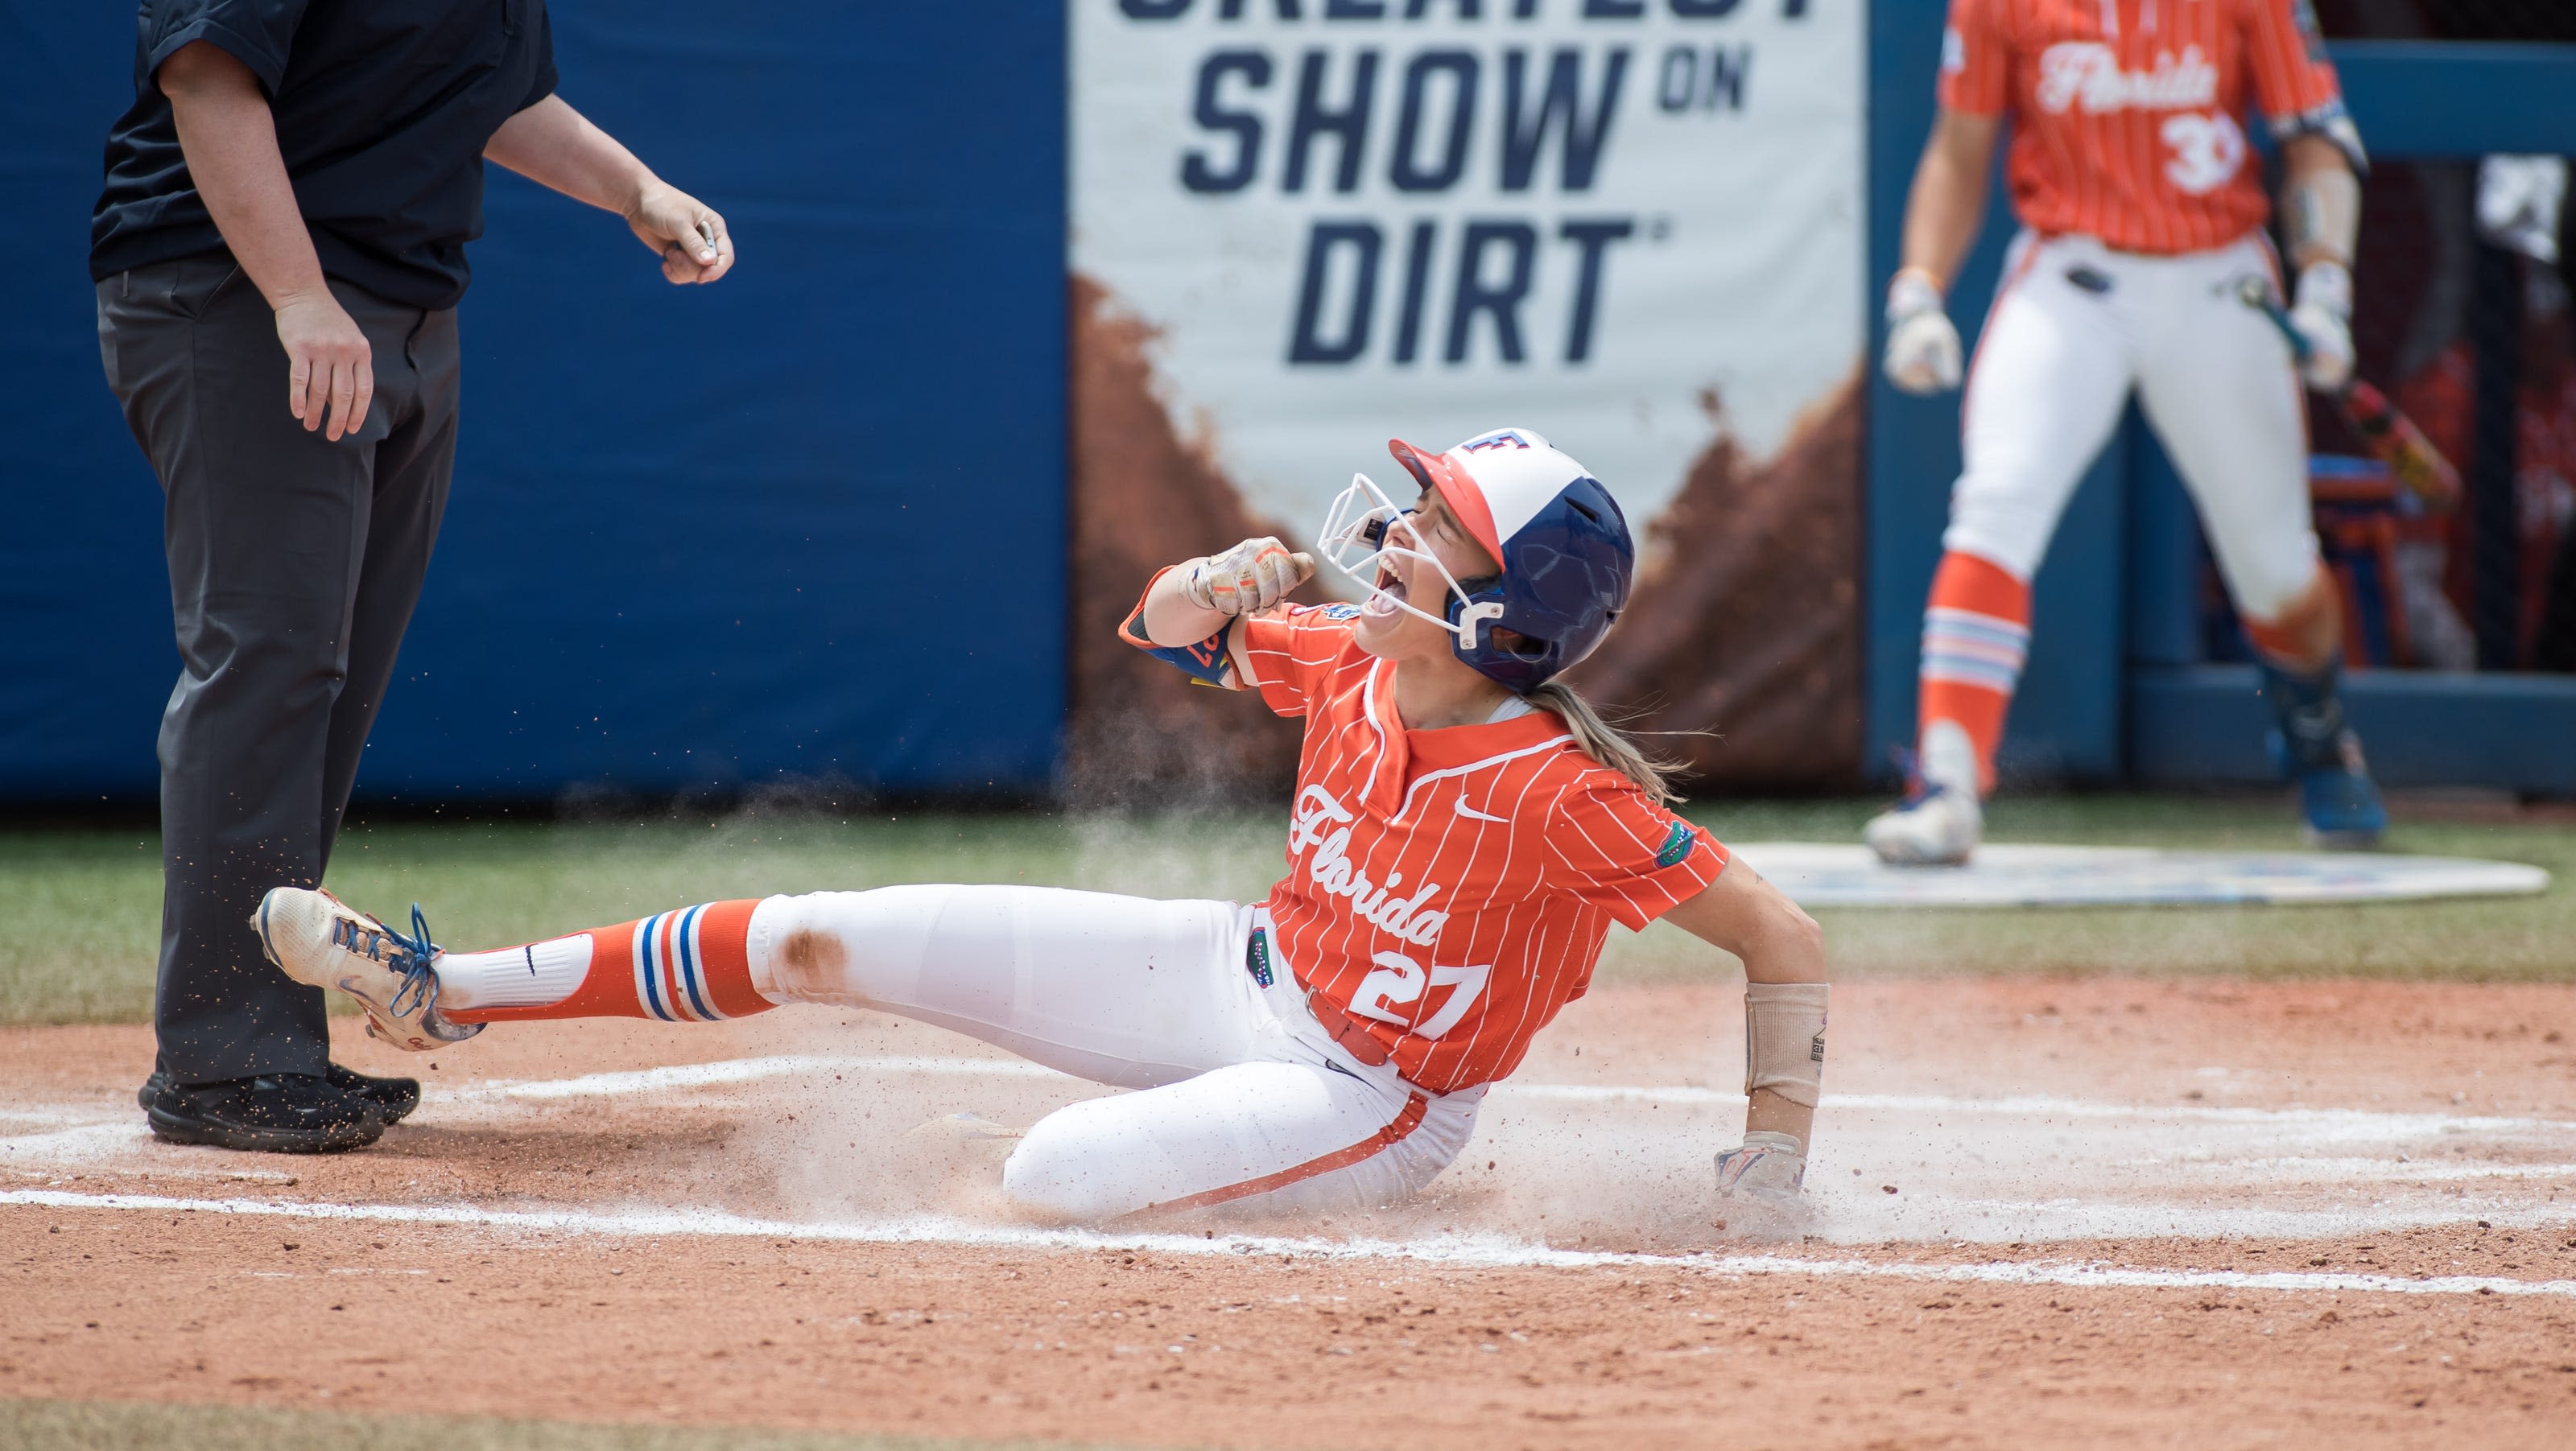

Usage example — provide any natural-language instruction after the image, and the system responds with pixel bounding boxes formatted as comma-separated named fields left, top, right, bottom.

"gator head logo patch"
left=1245, top=928, right=1275, bottom=989
left=1653, top=821, right=1696, bottom=869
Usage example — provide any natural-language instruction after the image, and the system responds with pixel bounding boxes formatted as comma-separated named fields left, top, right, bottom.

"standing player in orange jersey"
left=1868, top=0, right=2386, bottom=865
left=250, top=428, right=1832, bottom=1226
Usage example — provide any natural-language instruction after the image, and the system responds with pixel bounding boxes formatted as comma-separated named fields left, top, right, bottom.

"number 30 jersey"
left=1225, top=603, right=1728, bottom=1094
left=1939, top=0, right=2358, bottom=255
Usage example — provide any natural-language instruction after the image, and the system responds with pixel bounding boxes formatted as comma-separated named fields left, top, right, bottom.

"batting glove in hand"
left=1882, top=270, right=1963, bottom=396
left=1182, top=537, right=1315, bottom=616
left=2288, top=261, right=2355, bottom=393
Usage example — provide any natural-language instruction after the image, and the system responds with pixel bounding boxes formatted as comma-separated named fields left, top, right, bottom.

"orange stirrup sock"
left=434, top=900, right=774, bottom=1024
left=1917, top=550, right=2032, bottom=795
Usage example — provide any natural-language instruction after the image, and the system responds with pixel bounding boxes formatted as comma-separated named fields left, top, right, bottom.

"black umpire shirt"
left=90, top=0, right=557, bottom=312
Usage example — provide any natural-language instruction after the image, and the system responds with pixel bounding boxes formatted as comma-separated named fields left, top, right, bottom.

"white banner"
left=1072, top=0, right=1866, bottom=545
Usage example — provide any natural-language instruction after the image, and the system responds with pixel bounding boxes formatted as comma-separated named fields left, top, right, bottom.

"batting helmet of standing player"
left=1319, top=427, right=1636, bottom=694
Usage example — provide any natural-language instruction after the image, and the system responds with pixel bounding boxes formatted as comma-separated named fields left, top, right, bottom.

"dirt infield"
left=8, top=978, right=2576, bottom=1449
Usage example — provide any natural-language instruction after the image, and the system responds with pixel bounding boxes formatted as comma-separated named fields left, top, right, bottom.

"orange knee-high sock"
left=435, top=900, right=774, bottom=1024
left=1918, top=550, right=2033, bottom=795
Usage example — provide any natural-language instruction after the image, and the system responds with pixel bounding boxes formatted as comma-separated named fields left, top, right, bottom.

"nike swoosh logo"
left=1453, top=797, right=1507, bottom=824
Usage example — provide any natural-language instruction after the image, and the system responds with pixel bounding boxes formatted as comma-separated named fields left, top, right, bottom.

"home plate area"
left=1728, top=841, right=2552, bottom=907
left=7, top=979, right=2575, bottom=1448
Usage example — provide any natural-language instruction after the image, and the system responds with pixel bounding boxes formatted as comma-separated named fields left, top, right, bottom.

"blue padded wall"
left=0, top=3, right=1066, bottom=804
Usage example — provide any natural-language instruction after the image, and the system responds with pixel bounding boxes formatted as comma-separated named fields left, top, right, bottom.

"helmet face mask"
left=1318, top=472, right=1508, bottom=649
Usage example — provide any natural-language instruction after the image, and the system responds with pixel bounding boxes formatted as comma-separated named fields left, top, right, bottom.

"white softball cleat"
left=1864, top=783, right=1983, bottom=866
left=254, top=887, right=481, bottom=1053
left=1863, top=719, right=1984, bottom=867
left=1714, top=1131, right=1808, bottom=1236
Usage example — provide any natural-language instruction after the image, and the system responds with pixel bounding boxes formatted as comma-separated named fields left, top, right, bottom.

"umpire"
left=92, top=1, right=733, bottom=1152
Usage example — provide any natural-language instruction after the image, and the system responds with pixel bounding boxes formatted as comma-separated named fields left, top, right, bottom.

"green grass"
left=0, top=809, right=1284, bottom=1026
left=0, top=1398, right=1172, bottom=1451
left=2, top=795, right=2570, bottom=1025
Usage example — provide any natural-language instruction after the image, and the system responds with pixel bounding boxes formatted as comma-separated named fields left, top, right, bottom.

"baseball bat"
left=2235, top=277, right=2462, bottom=513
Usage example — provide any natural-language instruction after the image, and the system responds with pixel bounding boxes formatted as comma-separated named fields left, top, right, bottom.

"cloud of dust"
left=727, top=1052, right=1750, bottom=1252
left=723, top=1012, right=1750, bottom=1255
left=1210, top=1094, right=1749, bottom=1255
left=716, top=1017, right=1075, bottom=1228
left=564, top=777, right=1751, bottom=1252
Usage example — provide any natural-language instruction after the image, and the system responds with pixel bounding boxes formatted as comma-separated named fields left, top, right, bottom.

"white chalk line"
left=443, top=1053, right=2576, bottom=1138
left=2, top=1161, right=299, bottom=1186
left=0, top=1107, right=112, bottom=1128
left=0, top=1122, right=155, bottom=1158
left=2123, top=1156, right=2576, bottom=1185
left=11, top=1057, right=2573, bottom=1248
left=1844, top=1197, right=2576, bottom=1243
left=10, top=1186, right=2574, bottom=1301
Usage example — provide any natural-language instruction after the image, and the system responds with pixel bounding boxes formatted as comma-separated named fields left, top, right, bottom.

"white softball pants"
left=744, top=886, right=1480, bottom=1222
left=1947, top=230, right=2322, bottom=622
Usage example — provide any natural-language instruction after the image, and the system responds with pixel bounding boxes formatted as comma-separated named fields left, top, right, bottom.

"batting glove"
left=1882, top=270, right=1963, bottom=396
left=1182, top=537, right=1315, bottom=616
left=2288, top=261, right=2355, bottom=393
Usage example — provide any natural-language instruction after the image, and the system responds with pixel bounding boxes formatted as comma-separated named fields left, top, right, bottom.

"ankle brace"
left=2258, top=657, right=2349, bottom=771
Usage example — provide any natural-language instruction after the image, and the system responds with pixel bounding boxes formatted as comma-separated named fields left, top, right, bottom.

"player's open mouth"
left=1363, top=564, right=1406, bottom=616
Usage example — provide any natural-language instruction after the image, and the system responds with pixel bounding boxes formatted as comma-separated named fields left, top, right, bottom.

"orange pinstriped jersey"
left=1222, top=603, right=1728, bottom=1094
left=1940, top=0, right=2351, bottom=254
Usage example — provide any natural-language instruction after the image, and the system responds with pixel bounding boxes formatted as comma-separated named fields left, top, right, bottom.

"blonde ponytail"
left=1526, top=681, right=1686, bottom=808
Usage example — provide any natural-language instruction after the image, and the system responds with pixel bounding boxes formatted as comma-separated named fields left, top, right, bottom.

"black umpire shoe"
left=144, top=1072, right=385, bottom=1153
left=139, top=1062, right=422, bottom=1125
left=327, top=1062, right=423, bottom=1123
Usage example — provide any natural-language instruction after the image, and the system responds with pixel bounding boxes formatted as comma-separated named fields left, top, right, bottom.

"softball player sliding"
left=253, top=428, right=1831, bottom=1226
left=1869, top=0, right=2385, bottom=865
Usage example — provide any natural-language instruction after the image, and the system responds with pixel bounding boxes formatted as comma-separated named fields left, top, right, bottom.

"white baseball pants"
left=1948, top=229, right=2321, bottom=621
left=744, top=886, right=1480, bottom=1222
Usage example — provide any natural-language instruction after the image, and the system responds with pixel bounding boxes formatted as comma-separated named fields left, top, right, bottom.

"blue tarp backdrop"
left=0, top=3, right=1066, bottom=804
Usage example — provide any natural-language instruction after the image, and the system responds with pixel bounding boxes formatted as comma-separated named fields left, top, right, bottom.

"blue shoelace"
left=1888, top=746, right=1951, bottom=809
left=380, top=903, right=444, bottom=1021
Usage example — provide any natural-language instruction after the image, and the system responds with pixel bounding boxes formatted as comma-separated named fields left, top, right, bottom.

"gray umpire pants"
left=97, top=252, right=460, bottom=1086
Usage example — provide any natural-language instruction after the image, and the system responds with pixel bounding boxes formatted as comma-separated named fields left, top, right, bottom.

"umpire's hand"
left=275, top=290, right=372, bottom=442
left=156, top=39, right=377, bottom=442
left=625, top=181, right=734, bottom=286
